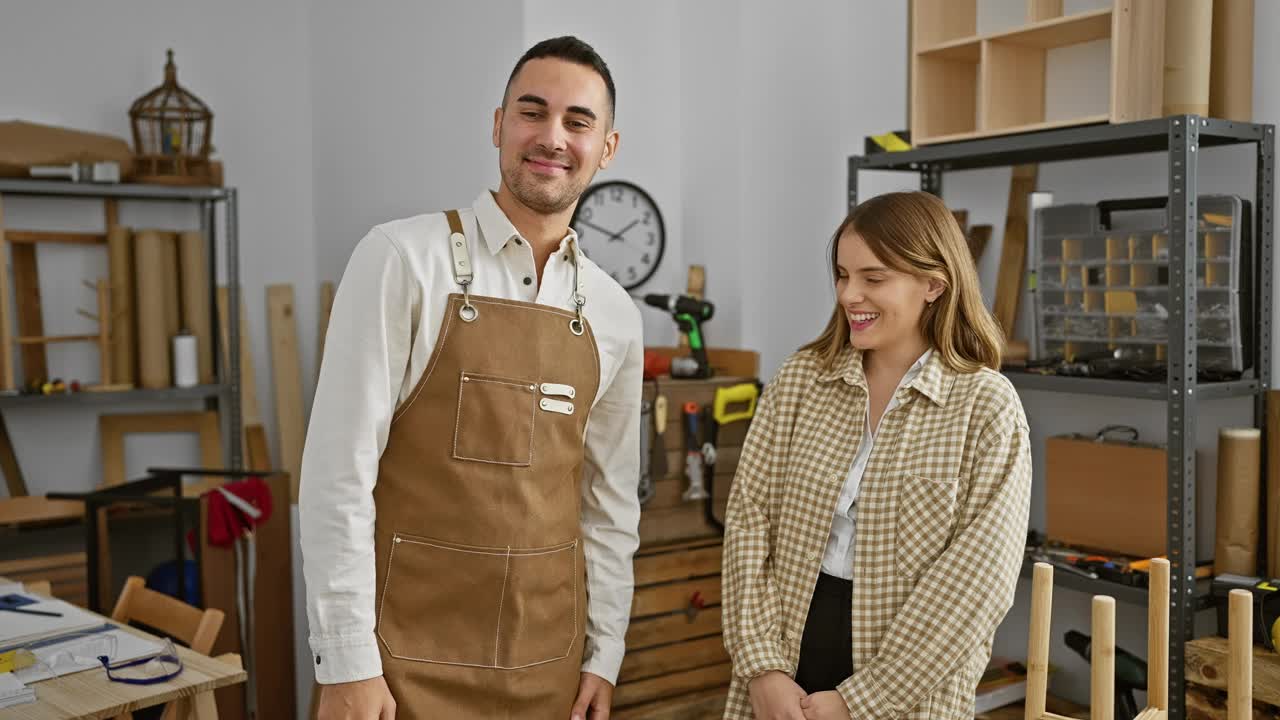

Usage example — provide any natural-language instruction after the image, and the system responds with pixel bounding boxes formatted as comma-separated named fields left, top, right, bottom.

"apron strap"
left=444, top=210, right=478, bottom=322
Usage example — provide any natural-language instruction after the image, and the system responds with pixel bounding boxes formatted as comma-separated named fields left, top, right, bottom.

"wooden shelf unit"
left=911, top=0, right=1164, bottom=145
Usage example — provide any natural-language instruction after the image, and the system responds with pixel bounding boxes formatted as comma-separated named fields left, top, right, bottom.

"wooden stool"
left=1024, top=558, right=1170, bottom=720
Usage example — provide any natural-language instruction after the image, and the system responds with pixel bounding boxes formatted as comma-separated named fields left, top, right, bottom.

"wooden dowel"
left=1025, top=562, right=1053, bottom=720
left=1228, top=589, right=1253, bottom=720
left=1092, top=596, right=1115, bottom=720
left=1147, top=557, right=1169, bottom=709
left=4, top=230, right=106, bottom=245
left=15, top=334, right=98, bottom=344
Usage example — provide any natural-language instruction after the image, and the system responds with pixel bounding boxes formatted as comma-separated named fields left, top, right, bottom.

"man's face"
left=494, top=57, right=618, bottom=215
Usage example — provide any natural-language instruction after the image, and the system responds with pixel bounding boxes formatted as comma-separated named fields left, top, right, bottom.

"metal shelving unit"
left=0, top=179, right=244, bottom=470
left=850, top=115, right=1274, bottom=720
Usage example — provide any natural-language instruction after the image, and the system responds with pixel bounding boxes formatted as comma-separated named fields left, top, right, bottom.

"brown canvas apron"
left=372, top=210, right=600, bottom=719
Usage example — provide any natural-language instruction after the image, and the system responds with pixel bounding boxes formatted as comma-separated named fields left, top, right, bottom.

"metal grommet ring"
left=459, top=303, right=478, bottom=323
left=569, top=318, right=584, bottom=336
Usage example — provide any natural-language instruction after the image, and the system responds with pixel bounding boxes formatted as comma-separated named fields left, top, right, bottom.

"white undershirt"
left=820, top=349, right=932, bottom=580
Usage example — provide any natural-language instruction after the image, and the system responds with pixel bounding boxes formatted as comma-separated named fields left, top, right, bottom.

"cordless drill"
left=642, top=294, right=715, bottom=378
left=1065, top=630, right=1145, bottom=720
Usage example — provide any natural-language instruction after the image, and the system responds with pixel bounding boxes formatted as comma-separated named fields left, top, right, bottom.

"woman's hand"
left=799, top=690, right=851, bottom=720
left=747, top=671, right=807, bottom=720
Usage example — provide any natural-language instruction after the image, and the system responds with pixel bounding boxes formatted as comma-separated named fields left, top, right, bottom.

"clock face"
left=571, top=180, right=665, bottom=290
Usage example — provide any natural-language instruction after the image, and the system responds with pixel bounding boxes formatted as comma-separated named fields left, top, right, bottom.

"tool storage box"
left=614, top=375, right=756, bottom=719
left=1032, top=194, right=1252, bottom=373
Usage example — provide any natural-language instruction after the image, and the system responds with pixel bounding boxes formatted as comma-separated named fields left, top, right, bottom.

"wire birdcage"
left=129, top=49, right=214, bottom=184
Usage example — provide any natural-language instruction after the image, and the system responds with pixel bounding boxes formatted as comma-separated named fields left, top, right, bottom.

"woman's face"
left=834, top=230, right=942, bottom=353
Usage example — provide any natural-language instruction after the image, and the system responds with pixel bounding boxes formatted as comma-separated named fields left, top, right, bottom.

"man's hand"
left=316, top=676, right=396, bottom=720
left=569, top=671, right=614, bottom=720
left=799, top=690, right=851, bottom=720
left=747, top=671, right=807, bottom=720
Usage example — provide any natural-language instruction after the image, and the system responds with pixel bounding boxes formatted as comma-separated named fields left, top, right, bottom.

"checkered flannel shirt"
left=721, top=345, right=1031, bottom=719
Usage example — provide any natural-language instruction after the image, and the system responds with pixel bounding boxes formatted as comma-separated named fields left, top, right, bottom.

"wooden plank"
left=3, top=230, right=106, bottom=245
left=993, top=164, right=1038, bottom=338
left=626, top=607, right=723, bottom=650
left=267, top=284, right=305, bottom=501
left=218, top=287, right=265, bottom=465
left=0, top=409, right=27, bottom=496
left=612, top=685, right=728, bottom=720
left=1163, top=0, right=1213, bottom=116
left=246, top=423, right=272, bottom=471
left=619, top=635, right=729, bottom=684
left=1184, top=636, right=1280, bottom=708
left=982, top=40, right=1047, bottom=134
left=1209, top=0, right=1253, bottom=122
left=613, top=662, right=732, bottom=709
left=632, top=575, right=721, bottom=618
left=912, top=0, right=976, bottom=48
left=1028, top=0, right=1063, bottom=21
left=0, top=496, right=83, bottom=525
left=98, top=411, right=223, bottom=491
left=0, top=196, right=14, bottom=390
left=15, top=334, right=97, bottom=345
left=914, top=114, right=1111, bottom=146
left=1111, top=0, right=1166, bottom=123
left=106, top=224, right=135, bottom=386
left=634, top=543, right=722, bottom=587
left=11, top=242, right=46, bottom=381
left=317, top=281, right=334, bottom=376
left=1269, top=391, right=1280, bottom=578
left=639, top=499, right=729, bottom=546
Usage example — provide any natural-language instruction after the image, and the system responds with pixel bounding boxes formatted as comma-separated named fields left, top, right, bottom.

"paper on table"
left=0, top=671, right=35, bottom=708
left=0, top=595, right=103, bottom=648
left=15, top=627, right=163, bottom=683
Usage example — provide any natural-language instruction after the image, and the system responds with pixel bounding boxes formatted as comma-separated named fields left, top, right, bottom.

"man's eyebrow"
left=515, top=94, right=598, bottom=122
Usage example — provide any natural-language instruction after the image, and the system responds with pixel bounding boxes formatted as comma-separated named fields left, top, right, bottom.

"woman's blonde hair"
left=800, top=191, right=1004, bottom=372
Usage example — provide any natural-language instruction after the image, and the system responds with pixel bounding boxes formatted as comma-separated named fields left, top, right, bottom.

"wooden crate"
left=615, top=537, right=730, bottom=719
left=1184, top=636, right=1280, bottom=719
left=617, top=374, right=758, bottom=717
left=910, top=0, right=1165, bottom=145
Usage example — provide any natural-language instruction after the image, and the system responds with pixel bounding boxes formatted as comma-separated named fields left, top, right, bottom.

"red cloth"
left=205, top=476, right=272, bottom=547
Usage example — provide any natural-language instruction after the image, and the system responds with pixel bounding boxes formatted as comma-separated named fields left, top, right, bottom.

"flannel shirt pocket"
left=893, top=473, right=960, bottom=580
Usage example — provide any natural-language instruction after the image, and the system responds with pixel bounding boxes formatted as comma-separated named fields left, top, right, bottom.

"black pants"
left=794, top=572, right=854, bottom=694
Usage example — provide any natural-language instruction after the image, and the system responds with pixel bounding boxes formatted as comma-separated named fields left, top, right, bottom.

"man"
left=301, top=36, right=643, bottom=720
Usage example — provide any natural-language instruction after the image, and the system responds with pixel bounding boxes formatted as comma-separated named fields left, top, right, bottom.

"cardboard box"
left=1045, top=432, right=1168, bottom=558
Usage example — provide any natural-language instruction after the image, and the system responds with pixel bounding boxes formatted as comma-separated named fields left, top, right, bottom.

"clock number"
left=642, top=253, right=651, bottom=265
left=647, top=232, right=656, bottom=246
left=593, top=193, right=603, bottom=205
left=642, top=211, right=651, bottom=226
left=580, top=206, right=594, bottom=221
left=610, top=187, right=623, bottom=203
left=627, top=267, right=637, bottom=281
left=632, top=194, right=638, bottom=208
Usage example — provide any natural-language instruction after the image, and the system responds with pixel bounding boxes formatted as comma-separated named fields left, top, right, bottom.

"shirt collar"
left=816, top=345, right=951, bottom=407
left=472, top=189, right=579, bottom=257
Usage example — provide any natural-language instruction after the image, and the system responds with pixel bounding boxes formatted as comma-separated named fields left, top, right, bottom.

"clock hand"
left=577, top=219, right=619, bottom=238
left=610, top=220, right=640, bottom=241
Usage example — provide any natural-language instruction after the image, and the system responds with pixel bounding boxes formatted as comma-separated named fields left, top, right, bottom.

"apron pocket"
left=377, top=533, right=508, bottom=667
left=894, top=473, right=959, bottom=580
left=497, top=539, right=579, bottom=669
left=453, top=371, right=538, bottom=466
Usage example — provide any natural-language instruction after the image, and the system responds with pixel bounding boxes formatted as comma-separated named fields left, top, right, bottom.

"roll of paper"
left=1215, top=427, right=1261, bottom=576
left=172, top=331, right=198, bottom=388
left=133, top=230, right=170, bottom=389
left=178, top=231, right=214, bottom=384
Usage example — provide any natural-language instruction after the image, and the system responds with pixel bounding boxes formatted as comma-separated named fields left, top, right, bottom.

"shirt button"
left=513, top=238, right=523, bottom=245
left=315, top=655, right=321, bottom=665
left=523, top=277, right=533, bottom=286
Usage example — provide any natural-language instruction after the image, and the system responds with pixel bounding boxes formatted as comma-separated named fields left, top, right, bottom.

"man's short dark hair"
left=505, top=36, right=616, bottom=122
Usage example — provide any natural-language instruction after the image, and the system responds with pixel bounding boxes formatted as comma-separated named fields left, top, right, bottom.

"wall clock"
left=570, top=180, right=665, bottom=290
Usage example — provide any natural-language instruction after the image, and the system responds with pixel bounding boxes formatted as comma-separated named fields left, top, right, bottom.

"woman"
left=721, top=191, right=1031, bottom=720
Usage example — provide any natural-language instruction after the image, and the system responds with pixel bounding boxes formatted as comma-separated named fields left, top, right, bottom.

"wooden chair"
left=23, top=578, right=51, bottom=596
left=110, top=576, right=226, bottom=720
left=1024, top=558, right=1170, bottom=720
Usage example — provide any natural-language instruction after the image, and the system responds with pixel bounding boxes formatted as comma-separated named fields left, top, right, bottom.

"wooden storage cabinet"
left=615, top=376, right=756, bottom=718
left=910, top=0, right=1164, bottom=145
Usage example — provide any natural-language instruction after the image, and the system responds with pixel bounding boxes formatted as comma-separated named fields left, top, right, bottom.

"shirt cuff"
left=732, top=635, right=793, bottom=681
left=581, top=637, right=625, bottom=685
left=310, top=633, right=384, bottom=685
left=837, top=669, right=892, bottom=720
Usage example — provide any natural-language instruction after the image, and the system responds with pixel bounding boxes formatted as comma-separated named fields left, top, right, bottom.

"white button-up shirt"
left=299, top=190, right=644, bottom=686
left=820, top=349, right=931, bottom=579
